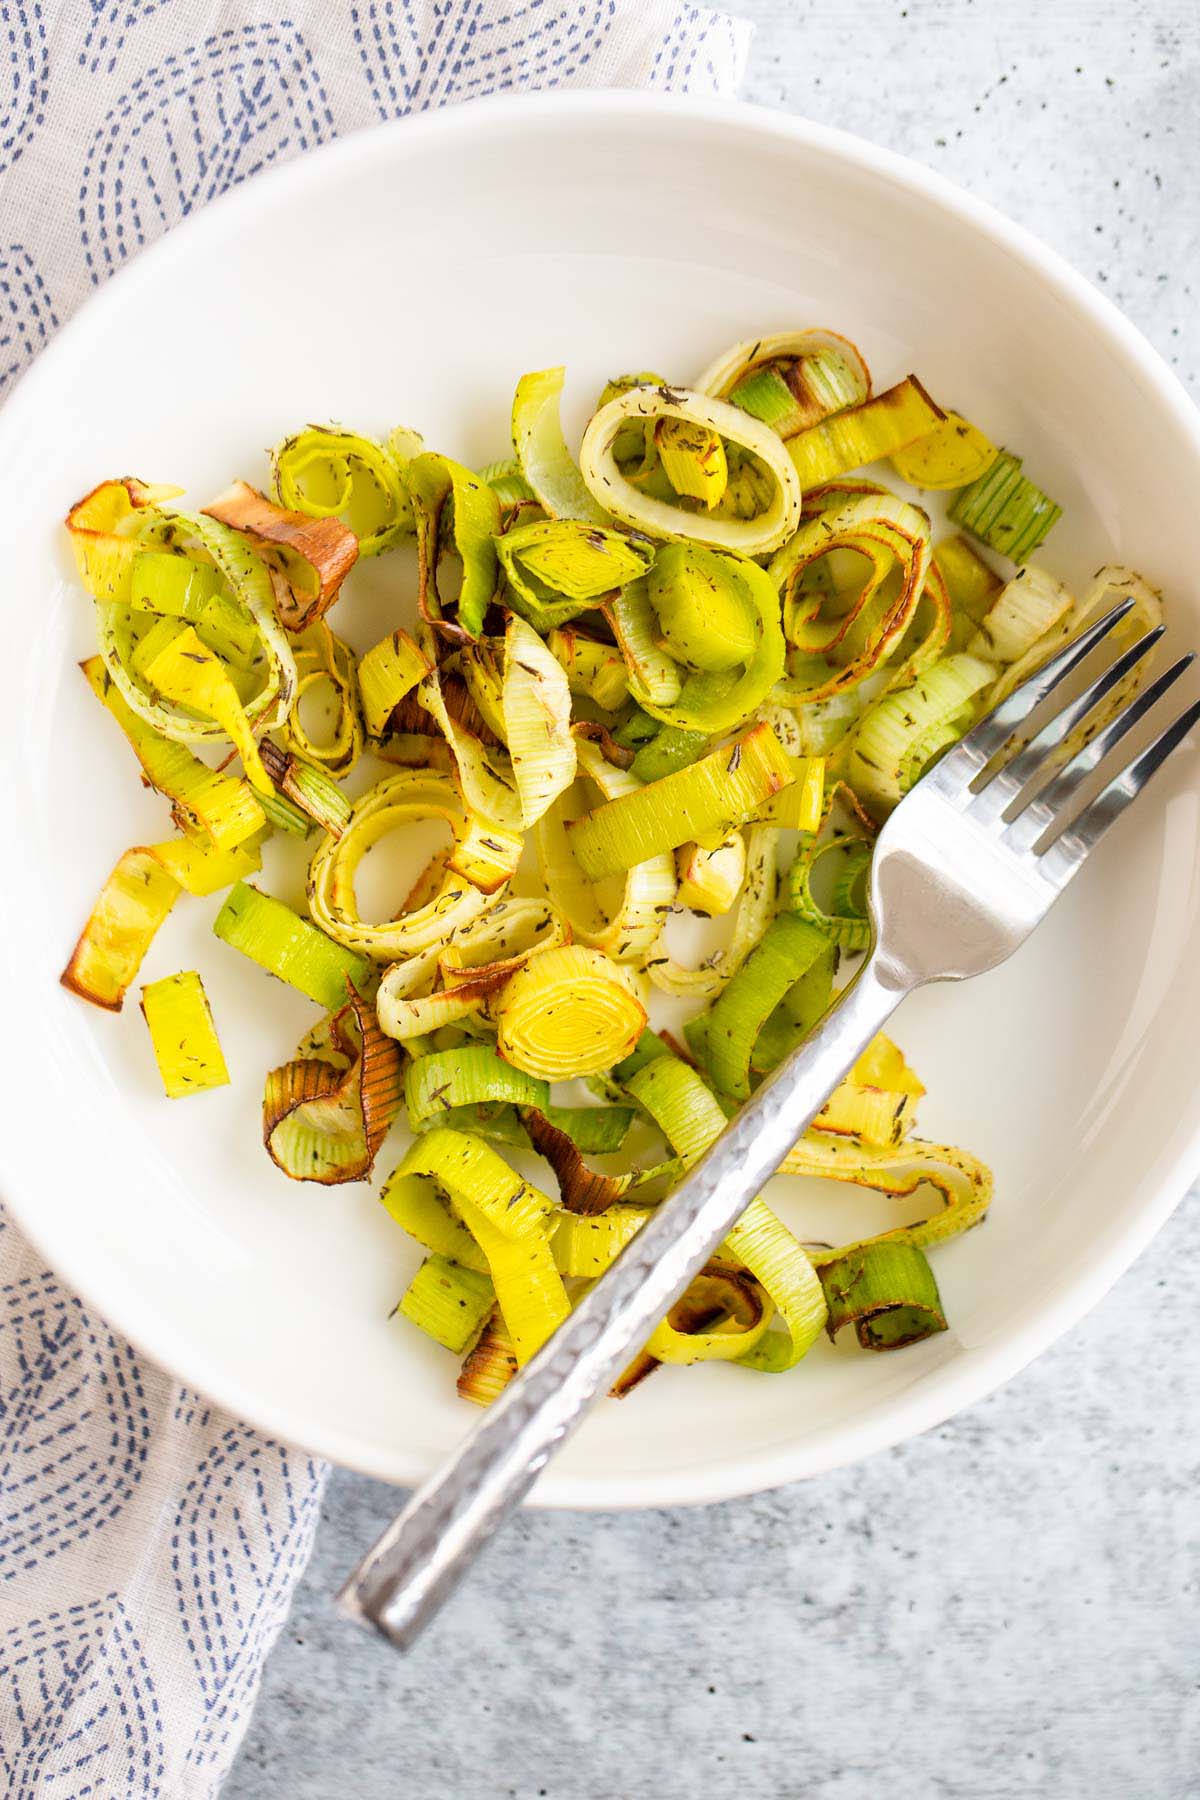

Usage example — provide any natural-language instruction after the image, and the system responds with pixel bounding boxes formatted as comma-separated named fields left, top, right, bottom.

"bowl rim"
left=3, top=87, right=1199, bottom=1509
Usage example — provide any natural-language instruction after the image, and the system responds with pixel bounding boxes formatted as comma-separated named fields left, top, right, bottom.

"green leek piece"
left=624, top=1054, right=827, bottom=1370
left=566, top=722, right=794, bottom=881
left=949, top=451, right=1061, bottom=562
left=82, top=656, right=266, bottom=850
left=512, top=366, right=610, bottom=525
left=263, top=984, right=404, bottom=1182
left=541, top=1104, right=634, bottom=1154
left=786, top=376, right=945, bottom=486
left=605, top=580, right=683, bottom=706
left=399, top=1255, right=496, bottom=1355
left=61, top=848, right=180, bottom=1011
left=704, top=914, right=835, bottom=1100
left=628, top=724, right=708, bottom=783
left=786, top=837, right=875, bottom=950
left=128, top=549, right=256, bottom=662
left=497, top=518, right=655, bottom=631
left=697, top=329, right=872, bottom=437
left=257, top=740, right=352, bottom=837
left=272, top=424, right=415, bottom=555
left=845, top=652, right=995, bottom=811
left=477, top=458, right=536, bottom=508
left=256, top=785, right=314, bottom=838
left=611, top=1027, right=672, bottom=1083
left=407, top=452, right=501, bottom=639
left=817, top=1241, right=947, bottom=1349
left=213, top=881, right=371, bottom=1010
left=407, top=1044, right=547, bottom=1132
left=648, top=543, right=757, bottom=671
left=140, top=970, right=229, bottom=1098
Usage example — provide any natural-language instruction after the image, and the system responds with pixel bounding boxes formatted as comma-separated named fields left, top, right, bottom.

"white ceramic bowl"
left=2, top=92, right=1198, bottom=1509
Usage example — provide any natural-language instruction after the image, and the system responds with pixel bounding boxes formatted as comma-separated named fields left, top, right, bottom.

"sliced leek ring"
left=496, top=945, right=647, bottom=1080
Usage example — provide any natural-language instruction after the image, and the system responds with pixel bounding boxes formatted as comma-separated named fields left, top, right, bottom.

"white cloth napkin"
left=0, top=3, right=750, bottom=1795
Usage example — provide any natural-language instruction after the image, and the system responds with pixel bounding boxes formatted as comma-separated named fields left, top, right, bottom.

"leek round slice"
left=695, top=328, right=872, bottom=437
left=497, top=518, right=655, bottom=632
left=845, top=652, right=995, bottom=812
left=579, top=384, right=802, bottom=556
left=281, top=622, right=364, bottom=777
left=496, top=945, right=646, bottom=1080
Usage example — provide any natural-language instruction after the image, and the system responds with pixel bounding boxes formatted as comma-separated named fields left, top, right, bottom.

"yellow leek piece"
left=643, top=1265, right=770, bottom=1364
left=388, top=1127, right=555, bottom=1241
left=358, top=629, right=431, bottom=737
left=545, top=628, right=630, bottom=710
left=399, top=1255, right=495, bottom=1355
left=64, top=476, right=177, bottom=601
left=813, top=1034, right=925, bottom=1147
left=272, top=425, right=415, bottom=556
left=675, top=831, right=746, bottom=915
left=566, top=721, right=793, bottom=882
left=501, top=613, right=576, bottom=826
left=748, top=753, right=825, bottom=831
left=83, top=656, right=266, bottom=850
left=139, top=626, right=271, bottom=794
left=890, top=410, right=998, bottom=490
left=653, top=416, right=728, bottom=510
left=142, top=834, right=263, bottom=897
left=786, top=376, right=945, bottom=487
left=496, top=945, right=646, bottom=1080
left=511, top=366, right=609, bottom=526
left=61, top=849, right=180, bottom=1011
left=140, top=970, right=229, bottom=1098
left=459, top=1198, right=570, bottom=1366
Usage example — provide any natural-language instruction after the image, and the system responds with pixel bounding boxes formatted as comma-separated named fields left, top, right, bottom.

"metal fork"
left=338, top=601, right=1199, bottom=1649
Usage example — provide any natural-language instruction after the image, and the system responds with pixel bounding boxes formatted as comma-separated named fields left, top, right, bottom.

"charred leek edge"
left=654, top=418, right=728, bottom=510
left=61, top=849, right=180, bottom=1011
left=845, top=652, right=995, bottom=812
left=890, top=411, right=998, bottom=490
left=787, top=376, right=945, bottom=488
left=629, top=724, right=708, bottom=784
left=97, top=509, right=297, bottom=745
left=307, top=770, right=503, bottom=961
left=83, top=657, right=266, bottom=850
left=138, top=625, right=271, bottom=793
left=459, top=1198, right=571, bottom=1366
left=400, top=1255, right=496, bottom=1355
left=769, top=491, right=933, bottom=705
left=458, top=1312, right=519, bottom=1405
left=389, top=1126, right=555, bottom=1241
left=643, top=1265, right=771, bottom=1364
left=281, top=623, right=363, bottom=776
left=966, top=565, right=1073, bottom=669
left=202, top=480, right=358, bottom=628
left=139, top=970, right=229, bottom=1098
left=408, top=451, right=502, bottom=641
left=65, top=477, right=179, bottom=602
left=496, top=944, right=647, bottom=1081
left=511, top=366, right=609, bottom=526
left=694, top=329, right=872, bottom=436
left=376, top=899, right=568, bottom=1043
left=262, top=983, right=404, bottom=1183
left=817, top=1242, right=947, bottom=1349
left=547, top=628, right=630, bottom=711
left=536, top=732, right=677, bottom=965
left=625, top=1056, right=827, bottom=1370
left=141, top=833, right=263, bottom=896
left=258, top=739, right=351, bottom=837
left=567, top=722, right=793, bottom=883
left=417, top=654, right=523, bottom=837
left=272, top=425, right=415, bottom=555
left=675, top=830, right=746, bottom=916
left=213, top=880, right=372, bottom=1011
left=786, top=836, right=874, bottom=950
left=629, top=547, right=786, bottom=736
left=603, top=580, right=683, bottom=705
left=949, top=450, right=1062, bottom=563
left=524, top=1108, right=682, bottom=1216
left=478, top=458, right=536, bottom=508
left=497, top=518, right=655, bottom=631
left=579, top=385, right=803, bottom=556
left=646, top=822, right=780, bottom=1000
left=811, top=1034, right=925, bottom=1149
left=781, top=1135, right=993, bottom=1255
left=501, top=613, right=576, bottom=826
left=704, top=913, right=834, bottom=1101
left=358, top=629, right=431, bottom=738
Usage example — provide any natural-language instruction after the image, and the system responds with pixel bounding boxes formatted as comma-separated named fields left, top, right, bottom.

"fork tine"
left=927, top=599, right=1135, bottom=796
left=969, top=623, right=1164, bottom=825
left=1037, top=693, right=1200, bottom=889
left=1002, top=653, right=1195, bottom=855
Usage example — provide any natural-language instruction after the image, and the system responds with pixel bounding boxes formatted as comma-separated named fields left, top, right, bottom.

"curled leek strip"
left=625, top=1054, right=828, bottom=1372
left=501, top=613, right=576, bottom=825
left=769, top=490, right=933, bottom=706
left=358, top=629, right=431, bottom=738
left=377, top=898, right=568, bottom=1041
left=817, top=1242, right=947, bottom=1349
left=579, top=384, right=803, bottom=557
left=511, top=366, right=609, bottom=526
left=213, top=881, right=373, bottom=1011
left=642, top=1265, right=772, bottom=1365
left=140, top=970, right=229, bottom=1098
left=65, top=477, right=181, bottom=602
left=780, top=1135, right=994, bottom=1256
left=786, top=835, right=874, bottom=950
left=203, top=480, right=358, bottom=628
left=457, top=1313, right=519, bottom=1406
left=844, top=652, right=995, bottom=812
left=61, top=848, right=180, bottom=1011
left=703, top=912, right=835, bottom=1101
left=417, top=654, right=524, bottom=839
left=695, top=328, right=872, bottom=438
left=645, top=821, right=780, bottom=1000
left=566, top=721, right=794, bottom=883
left=496, top=944, right=647, bottom=1081
left=272, top=424, right=417, bottom=556
left=408, top=451, right=501, bottom=641
left=262, top=983, right=404, bottom=1183
left=307, top=771, right=505, bottom=962
left=536, top=731, right=677, bottom=965
left=497, top=518, right=655, bottom=632
left=787, top=376, right=945, bottom=488
left=280, top=622, right=364, bottom=777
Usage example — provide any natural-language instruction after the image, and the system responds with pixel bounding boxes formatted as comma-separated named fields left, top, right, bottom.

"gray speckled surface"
left=227, top=4, right=1200, bottom=1794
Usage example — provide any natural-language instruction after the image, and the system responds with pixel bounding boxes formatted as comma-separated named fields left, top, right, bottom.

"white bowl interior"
left=1, top=95, right=1198, bottom=1506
